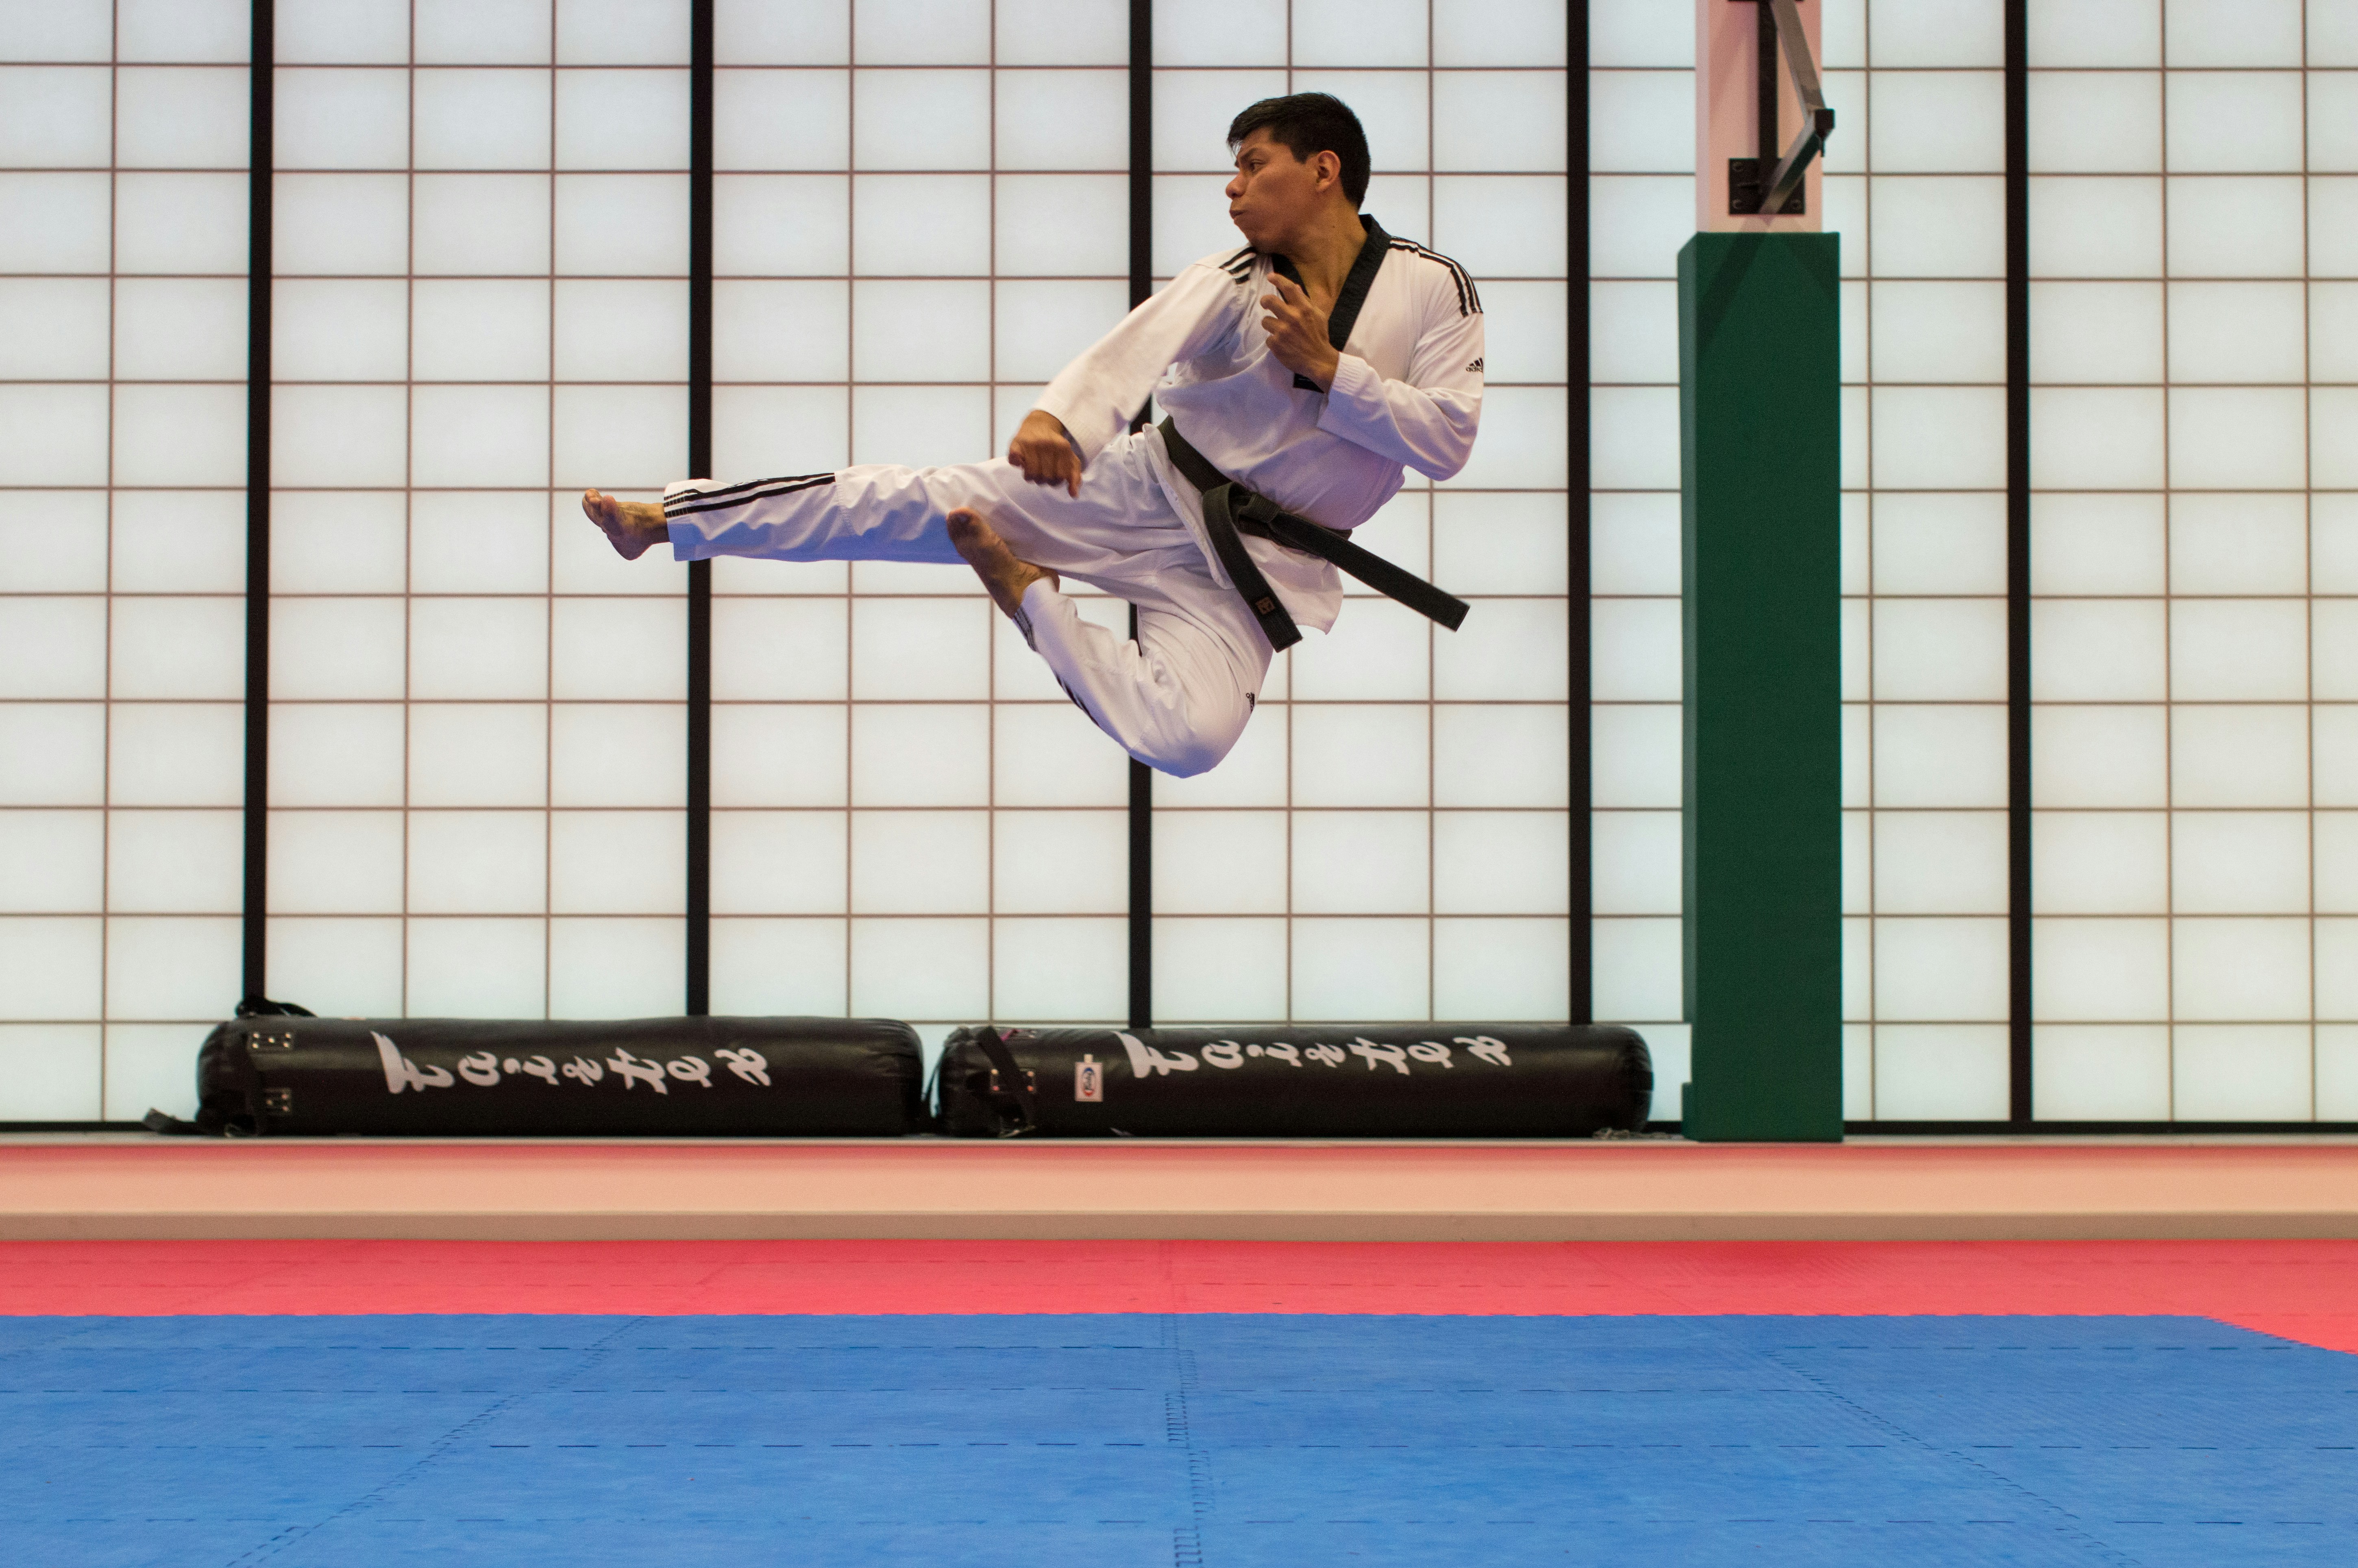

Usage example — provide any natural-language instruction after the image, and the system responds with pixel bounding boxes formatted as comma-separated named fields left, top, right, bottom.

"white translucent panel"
left=1289, top=811, right=1429, bottom=915
left=708, top=917, right=848, bottom=1014
left=410, top=70, right=554, bottom=172
left=851, top=67, right=988, bottom=171
left=2171, top=704, right=2309, bottom=808
left=1426, top=599, right=1565, bottom=706
left=411, top=174, right=553, bottom=276
left=111, top=698, right=242, bottom=806
left=271, top=597, right=406, bottom=700
left=2312, top=285, right=2358, bottom=386
left=404, top=281, right=547, bottom=383
left=1429, top=915, right=1571, bottom=1022
left=1869, top=71, right=2005, bottom=174
left=1587, top=598, right=1676, bottom=703
left=1431, top=812, right=1569, bottom=917
left=0, top=810, right=101, bottom=913
left=848, top=915, right=987, bottom=1017
left=2025, top=176, right=2161, bottom=279
left=272, top=279, right=406, bottom=384
left=1433, top=494, right=1571, bottom=599
left=2167, top=388, right=2306, bottom=490
left=2026, top=73, right=2161, bottom=174
left=1840, top=388, right=1869, bottom=492
left=1871, top=1024, right=2008, bottom=1120
left=108, top=492, right=243, bottom=599
left=1581, top=703, right=1673, bottom=812
left=107, top=807, right=240, bottom=912
left=1862, top=0, right=2001, bottom=64
left=2325, top=924, right=2358, bottom=1020
left=713, top=705, right=847, bottom=807
left=268, top=809, right=404, bottom=913
left=109, top=597, right=244, bottom=700
left=1152, top=709, right=1286, bottom=808
left=714, top=386, right=851, bottom=480
left=991, top=70, right=1126, bottom=172
left=547, top=915, right=686, bottom=1017
left=1585, top=495, right=1677, bottom=600
left=2032, top=1024, right=2170, bottom=1119
left=555, top=69, right=691, bottom=172
left=261, top=915, right=402, bottom=1018
left=408, top=597, right=549, bottom=700
left=1584, top=175, right=1687, bottom=280
left=1874, top=915, right=2007, bottom=1019
left=1339, top=495, right=1433, bottom=594
left=0, top=66, right=109, bottom=167
left=1435, top=175, right=1568, bottom=279
left=2173, top=1024, right=2312, bottom=1121
left=714, top=176, right=849, bottom=279
left=2029, top=708, right=2166, bottom=816
left=711, top=281, right=849, bottom=383
left=1574, top=0, right=1681, bottom=65
left=0, top=279, right=106, bottom=380
left=1872, top=494, right=2005, bottom=597
left=995, top=174, right=1126, bottom=278
left=1868, top=282, right=2006, bottom=385
left=1867, top=176, right=2006, bottom=279
left=0, top=704, right=104, bottom=806
left=1, top=0, right=111, bottom=61
left=2032, top=915, right=2166, bottom=1020
left=1871, top=599, right=2007, bottom=702
left=2030, top=494, right=2164, bottom=595
left=112, top=281, right=249, bottom=387
left=554, top=174, right=690, bottom=274
left=549, top=810, right=686, bottom=914
left=1591, top=809, right=1679, bottom=917
left=1871, top=705, right=2006, bottom=809
left=1283, top=707, right=1425, bottom=808
left=849, top=597, right=990, bottom=701
left=2031, top=600, right=2166, bottom=702
left=2167, top=175, right=2306, bottom=277
left=992, top=279, right=1127, bottom=385
left=270, top=175, right=409, bottom=279
left=0, top=1023, right=101, bottom=1119
left=268, top=384, right=400, bottom=490
left=0, top=385, right=102, bottom=486
left=2028, top=282, right=2162, bottom=384
left=2166, top=0, right=2304, bottom=65
left=1816, top=175, right=1865, bottom=280
left=2170, top=599, right=2306, bottom=702
left=2166, top=72, right=2305, bottom=176
left=990, top=809, right=1123, bottom=916
left=1291, top=612, right=1428, bottom=710
left=2171, top=916, right=2310, bottom=1019
left=0, top=596, right=107, bottom=701
left=1581, top=72, right=1690, bottom=178
left=268, top=703, right=404, bottom=808
left=991, top=706, right=1123, bottom=809
left=844, top=0, right=987, bottom=63
left=2313, top=76, right=2358, bottom=178
left=549, top=598, right=684, bottom=703
left=1421, top=706, right=1566, bottom=812
left=551, top=703, right=687, bottom=807
left=1589, top=915, right=1679, bottom=1022
left=118, top=65, right=254, bottom=168
left=1876, top=810, right=2009, bottom=915
left=713, top=69, right=849, bottom=172
left=847, top=176, right=994, bottom=279
left=407, top=703, right=548, bottom=808
left=849, top=385, right=989, bottom=469
left=708, top=810, right=849, bottom=915
left=0, top=172, right=107, bottom=271
left=1870, top=388, right=2007, bottom=489
left=552, top=279, right=688, bottom=383
left=849, top=702, right=986, bottom=806
left=1585, top=387, right=1677, bottom=491
left=2028, top=0, right=2159, bottom=66
left=712, top=599, right=849, bottom=701
left=558, top=0, right=688, bottom=63
left=1585, top=282, right=1674, bottom=387
left=2172, top=811, right=2310, bottom=915
left=1152, top=70, right=1284, bottom=175
left=2329, top=815, right=2358, bottom=915
left=1154, top=809, right=1285, bottom=915
left=1149, top=174, right=1241, bottom=277
left=277, top=0, right=409, bottom=62
left=552, top=384, right=687, bottom=494
left=116, top=383, right=248, bottom=487
left=2325, top=1026, right=2358, bottom=1119
left=412, top=812, right=550, bottom=910
left=2319, top=610, right=2358, bottom=705
left=2032, top=810, right=2168, bottom=913
left=992, top=917, right=1126, bottom=1022
left=0, top=915, right=101, bottom=1019
left=993, top=0, right=1126, bottom=64
left=406, top=916, right=548, bottom=1018
left=1842, top=808, right=1872, bottom=915
left=2320, top=390, right=2358, bottom=489
left=414, top=0, right=551, bottom=62
left=2028, top=388, right=2164, bottom=490
left=274, top=68, right=408, bottom=170
left=1291, top=917, right=1430, bottom=1021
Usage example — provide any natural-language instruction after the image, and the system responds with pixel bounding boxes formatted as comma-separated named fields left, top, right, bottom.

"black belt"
left=1157, top=418, right=1470, bottom=652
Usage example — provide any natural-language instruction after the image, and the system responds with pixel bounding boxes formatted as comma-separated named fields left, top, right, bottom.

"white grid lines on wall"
left=2026, top=0, right=2358, bottom=1122
left=1147, top=0, right=1573, bottom=1028
left=264, top=0, right=691, bottom=1026
left=0, top=0, right=251, bottom=1120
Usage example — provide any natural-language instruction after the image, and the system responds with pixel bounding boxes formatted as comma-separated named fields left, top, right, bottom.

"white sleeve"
left=1033, top=262, right=1245, bottom=465
left=1315, top=285, right=1485, bottom=481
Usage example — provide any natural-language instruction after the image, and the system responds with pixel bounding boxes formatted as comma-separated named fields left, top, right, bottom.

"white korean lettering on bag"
left=1407, top=1042, right=1453, bottom=1067
left=665, top=1056, right=714, bottom=1089
left=1261, top=1041, right=1302, bottom=1067
left=1304, top=1043, right=1347, bottom=1067
left=714, top=1048, right=771, bottom=1087
left=1455, top=1035, right=1513, bottom=1067
left=561, top=1055, right=605, bottom=1086
left=456, top=1051, right=502, bottom=1087
left=1200, top=1041, right=1245, bottom=1069
left=607, top=1049, right=668, bottom=1093
left=372, top=1032, right=454, bottom=1095
left=1115, top=1032, right=1199, bottom=1078
left=1347, top=1038, right=1410, bottom=1075
left=516, top=1055, right=560, bottom=1085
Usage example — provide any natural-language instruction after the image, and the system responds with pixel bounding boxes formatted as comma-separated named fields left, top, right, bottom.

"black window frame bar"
left=1569, top=0, right=1593, bottom=1024
left=240, top=0, right=275, bottom=1007
left=686, top=0, right=716, bottom=1016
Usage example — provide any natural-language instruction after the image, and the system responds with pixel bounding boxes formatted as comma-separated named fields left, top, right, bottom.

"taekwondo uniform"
left=660, top=216, right=1485, bottom=777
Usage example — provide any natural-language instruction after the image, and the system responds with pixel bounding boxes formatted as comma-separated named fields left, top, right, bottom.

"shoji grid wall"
left=2027, top=0, right=2358, bottom=1123
left=1146, top=1, right=1576, bottom=1034
left=0, top=1, right=252, bottom=1121
left=264, top=0, right=691, bottom=1026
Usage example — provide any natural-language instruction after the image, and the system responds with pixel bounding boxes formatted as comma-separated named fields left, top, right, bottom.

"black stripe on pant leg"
left=1567, top=0, right=1593, bottom=1026
left=241, top=0, right=275, bottom=1005
left=2005, top=0, right=2033, bottom=1122
left=1127, top=0, right=1153, bottom=1030
left=685, top=0, right=715, bottom=1016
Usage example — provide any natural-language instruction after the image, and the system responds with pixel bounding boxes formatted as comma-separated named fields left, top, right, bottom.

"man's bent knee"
left=1127, top=698, right=1251, bottom=779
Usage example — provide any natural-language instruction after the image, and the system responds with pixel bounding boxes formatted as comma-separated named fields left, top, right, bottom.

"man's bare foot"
left=947, top=507, right=1057, bottom=617
left=581, top=489, right=670, bottom=560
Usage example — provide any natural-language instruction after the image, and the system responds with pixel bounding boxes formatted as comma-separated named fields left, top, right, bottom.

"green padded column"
left=1677, top=231, right=1843, bottom=1142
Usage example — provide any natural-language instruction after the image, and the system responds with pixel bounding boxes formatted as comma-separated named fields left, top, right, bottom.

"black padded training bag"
left=168, top=1015, right=925, bottom=1137
left=937, top=1024, right=1652, bottom=1138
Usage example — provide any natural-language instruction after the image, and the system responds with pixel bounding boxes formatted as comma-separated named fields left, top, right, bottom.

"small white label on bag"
left=1075, top=1054, right=1104, bottom=1102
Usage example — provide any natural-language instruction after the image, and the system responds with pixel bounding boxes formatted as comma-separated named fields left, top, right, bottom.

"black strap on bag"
left=968, top=1025, right=1038, bottom=1137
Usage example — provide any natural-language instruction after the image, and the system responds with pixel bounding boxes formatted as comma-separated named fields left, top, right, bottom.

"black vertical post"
left=1567, top=2, right=1592, bottom=1024
left=1125, top=0, right=1153, bottom=1030
left=2003, top=0, right=2032, bottom=1121
left=240, top=0, right=275, bottom=1004
left=685, top=0, right=715, bottom=1015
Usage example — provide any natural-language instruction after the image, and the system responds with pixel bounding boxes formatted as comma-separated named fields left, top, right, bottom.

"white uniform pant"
left=662, top=429, right=1272, bottom=777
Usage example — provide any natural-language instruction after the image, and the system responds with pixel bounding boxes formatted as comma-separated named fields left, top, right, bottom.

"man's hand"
left=1261, top=273, right=1340, bottom=392
left=1008, top=409, right=1084, bottom=496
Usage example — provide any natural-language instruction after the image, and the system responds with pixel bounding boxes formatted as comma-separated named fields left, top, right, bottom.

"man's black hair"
left=1226, top=93, right=1370, bottom=208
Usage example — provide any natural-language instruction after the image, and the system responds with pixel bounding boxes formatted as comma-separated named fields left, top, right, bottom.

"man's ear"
left=1312, top=149, right=1342, bottom=192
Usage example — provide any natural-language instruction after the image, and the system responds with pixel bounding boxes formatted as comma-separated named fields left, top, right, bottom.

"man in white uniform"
left=584, top=93, right=1483, bottom=777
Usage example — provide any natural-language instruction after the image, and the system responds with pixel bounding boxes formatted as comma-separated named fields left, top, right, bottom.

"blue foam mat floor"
left=3, top=1313, right=2352, bottom=1566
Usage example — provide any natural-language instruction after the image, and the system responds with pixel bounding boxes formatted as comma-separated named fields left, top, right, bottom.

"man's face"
left=1225, top=128, right=1330, bottom=249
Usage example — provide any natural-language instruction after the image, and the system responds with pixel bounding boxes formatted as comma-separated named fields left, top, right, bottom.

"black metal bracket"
left=1727, top=0, right=1835, bottom=216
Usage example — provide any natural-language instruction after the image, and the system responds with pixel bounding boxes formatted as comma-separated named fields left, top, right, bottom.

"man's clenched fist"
left=1261, top=272, right=1340, bottom=392
left=1008, top=409, right=1084, bottom=496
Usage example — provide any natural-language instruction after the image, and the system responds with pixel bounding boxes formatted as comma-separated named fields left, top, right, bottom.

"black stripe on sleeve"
left=664, top=473, right=836, bottom=519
